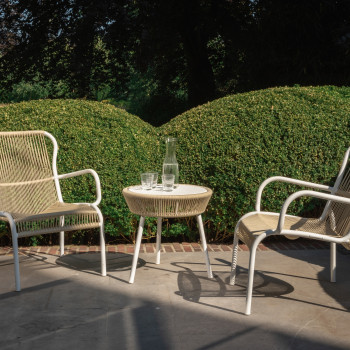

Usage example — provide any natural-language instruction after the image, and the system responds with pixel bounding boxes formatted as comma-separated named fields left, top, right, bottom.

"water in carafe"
left=162, top=163, right=179, bottom=184
left=162, top=137, right=179, bottom=187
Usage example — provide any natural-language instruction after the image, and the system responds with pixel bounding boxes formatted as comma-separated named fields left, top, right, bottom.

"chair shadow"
left=275, top=247, right=350, bottom=311
left=173, top=260, right=294, bottom=309
left=173, top=256, right=350, bottom=314
left=0, top=279, right=71, bottom=301
left=0, top=253, right=49, bottom=267
left=56, top=252, right=146, bottom=278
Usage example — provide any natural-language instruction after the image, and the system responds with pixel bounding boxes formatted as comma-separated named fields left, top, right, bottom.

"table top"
left=126, top=184, right=208, bottom=197
left=123, top=184, right=213, bottom=218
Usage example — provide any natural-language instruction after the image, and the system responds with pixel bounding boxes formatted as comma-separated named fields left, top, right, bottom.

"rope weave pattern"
left=0, top=131, right=101, bottom=235
left=123, top=187, right=212, bottom=218
left=0, top=132, right=57, bottom=215
left=237, top=165, right=350, bottom=250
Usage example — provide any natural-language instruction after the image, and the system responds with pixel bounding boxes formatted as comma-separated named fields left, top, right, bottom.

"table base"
left=129, top=215, right=213, bottom=283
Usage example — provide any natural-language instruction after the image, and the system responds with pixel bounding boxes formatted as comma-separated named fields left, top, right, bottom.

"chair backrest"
left=0, top=131, right=58, bottom=215
left=323, top=148, right=350, bottom=240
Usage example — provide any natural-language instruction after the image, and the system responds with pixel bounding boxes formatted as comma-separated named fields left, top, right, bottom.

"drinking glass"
left=162, top=174, right=175, bottom=191
left=141, top=173, right=153, bottom=190
left=150, top=172, right=158, bottom=188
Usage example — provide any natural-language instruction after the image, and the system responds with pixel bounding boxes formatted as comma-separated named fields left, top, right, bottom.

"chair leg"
left=100, top=223, right=107, bottom=277
left=12, top=234, right=21, bottom=292
left=156, top=217, right=162, bottom=264
left=8, top=218, right=21, bottom=291
left=330, top=242, right=336, bottom=283
left=59, top=215, right=65, bottom=256
left=59, top=231, right=65, bottom=257
left=229, top=233, right=239, bottom=285
left=245, top=234, right=266, bottom=316
left=129, top=216, right=145, bottom=284
left=196, top=215, right=213, bottom=279
left=9, top=221, right=21, bottom=292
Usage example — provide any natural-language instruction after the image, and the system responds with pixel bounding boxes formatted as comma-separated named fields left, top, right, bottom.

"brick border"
left=0, top=240, right=328, bottom=257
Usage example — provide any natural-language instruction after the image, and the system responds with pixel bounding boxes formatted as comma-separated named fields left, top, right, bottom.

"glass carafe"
left=162, top=137, right=179, bottom=187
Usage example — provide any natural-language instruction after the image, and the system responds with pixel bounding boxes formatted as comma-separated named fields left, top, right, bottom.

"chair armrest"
left=276, top=190, right=350, bottom=234
left=57, top=169, right=101, bottom=206
left=0, top=212, right=16, bottom=232
left=256, top=176, right=332, bottom=211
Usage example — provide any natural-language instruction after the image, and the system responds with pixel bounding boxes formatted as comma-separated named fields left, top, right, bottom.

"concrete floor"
left=1, top=248, right=350, bottom=349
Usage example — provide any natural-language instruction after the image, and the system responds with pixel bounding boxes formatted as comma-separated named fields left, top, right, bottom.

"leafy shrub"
left=1, top=86, right=350, bottom=244
left=4, top=81, right=50, bottom=102
left=160, top=85, right=350, bottom=241
left=0, top=99, right=161, bottom=244
left=0, top=79, right=75, bottom=103
left=94, top=85, right=114, bottom=102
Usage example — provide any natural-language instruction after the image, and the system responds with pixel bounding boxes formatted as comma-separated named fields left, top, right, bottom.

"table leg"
left=196, top=215, right=213, bottom=278
left=129, top=216, right=145, bottom=283
left=156, top=217, right=162, bottom=264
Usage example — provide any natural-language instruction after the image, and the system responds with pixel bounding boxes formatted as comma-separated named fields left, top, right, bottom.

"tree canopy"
left=1, top=0, right=349, bottom=124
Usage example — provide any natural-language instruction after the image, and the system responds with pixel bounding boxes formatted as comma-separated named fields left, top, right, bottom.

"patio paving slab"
left=0, top=248, right=349, bottom=349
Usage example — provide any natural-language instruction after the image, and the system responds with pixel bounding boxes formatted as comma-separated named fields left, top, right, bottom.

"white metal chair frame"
left=230, top=147, right=350, bottom=315
left=0, top=131, right=106, bottom=291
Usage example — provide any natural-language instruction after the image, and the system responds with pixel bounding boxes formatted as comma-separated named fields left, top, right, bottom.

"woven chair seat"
left=7, top=202, right=100, bottom=237
left=237, top=212, right=349, bottom=249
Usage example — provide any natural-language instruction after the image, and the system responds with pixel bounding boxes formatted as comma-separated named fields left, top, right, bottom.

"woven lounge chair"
left=0, top=131, right=106, bottom=291
left=230, top=147, right=350, bottom=315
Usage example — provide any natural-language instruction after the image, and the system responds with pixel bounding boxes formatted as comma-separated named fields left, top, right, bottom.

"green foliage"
left=2, top=80, right=50, bottom=102
left=1, top=86, right=350, bottom=244
left=94, top=85, right=113, bottom=102
left=1, top=1, right=350, bottom=125
left=160, top=85, right=350, bottom=240
left=0, top=78, right=75, bottom=103
left=165, top=222, right=190, bottom=239
left=0, top=99, right=161, bottom=243
left=125, top=69, right=188, bottom=126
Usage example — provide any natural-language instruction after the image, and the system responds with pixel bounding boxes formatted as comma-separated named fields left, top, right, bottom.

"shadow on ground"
left=174, top=262, right=294, bottom=303
left=277, top=247, right=350, bottom=312
left=56, top=252, right=146, bottom=274
left=1, top=250, right=349, bottom=349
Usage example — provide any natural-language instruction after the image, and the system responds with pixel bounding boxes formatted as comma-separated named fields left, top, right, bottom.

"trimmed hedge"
left=160, top=86, right=350, bottom=240
left=1, top=86, right=350, bottom=244
left=0, top=99, right=161, bottom=243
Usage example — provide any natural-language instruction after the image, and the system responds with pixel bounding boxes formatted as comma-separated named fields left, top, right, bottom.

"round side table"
left=123, top=184, right=214, bottom=283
